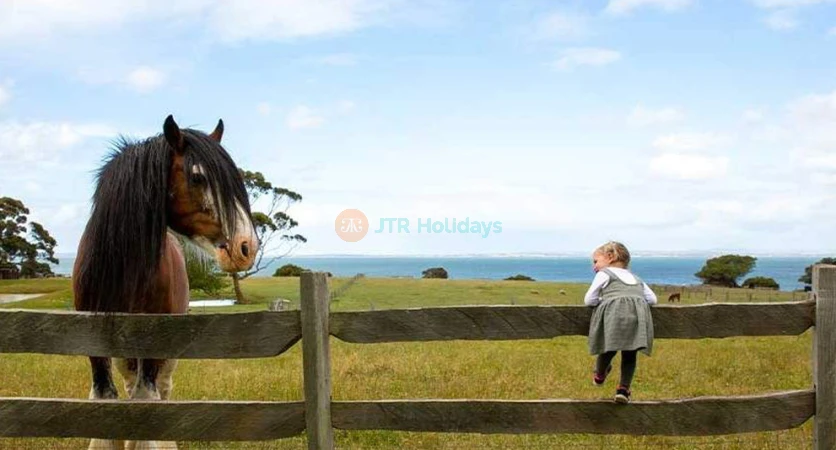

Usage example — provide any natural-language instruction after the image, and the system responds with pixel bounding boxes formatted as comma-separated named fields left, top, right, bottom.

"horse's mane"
left=75, top=129, right=250, bottom=313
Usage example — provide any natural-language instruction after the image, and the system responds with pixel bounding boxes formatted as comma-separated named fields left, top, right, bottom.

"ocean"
left=50, top=255, right=820, bottom=292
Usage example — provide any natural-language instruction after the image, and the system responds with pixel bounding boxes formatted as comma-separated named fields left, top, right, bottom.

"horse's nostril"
left=241, top=242, right=249, bottom=258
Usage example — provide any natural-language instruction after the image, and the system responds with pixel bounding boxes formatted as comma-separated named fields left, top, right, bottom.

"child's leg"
left=619, top=350, right=638, bottom=388
left=596, top=351, right=617, bottom=375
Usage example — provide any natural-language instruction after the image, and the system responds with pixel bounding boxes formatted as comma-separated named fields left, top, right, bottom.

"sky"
left=1, top=0, right=836, bottom=257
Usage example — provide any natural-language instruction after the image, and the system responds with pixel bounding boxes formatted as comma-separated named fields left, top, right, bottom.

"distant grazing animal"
left=668, top=292, right=681, bottom=303
left=72, top=115, right=258, bottom=450
left=559, top=289, right=567, bottom=295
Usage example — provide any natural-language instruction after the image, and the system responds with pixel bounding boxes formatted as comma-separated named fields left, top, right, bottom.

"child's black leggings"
left=595, top=350, right=638, bottom=388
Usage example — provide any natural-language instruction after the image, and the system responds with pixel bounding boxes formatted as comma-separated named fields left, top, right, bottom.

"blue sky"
left=1, top=0, right=836, bottom=257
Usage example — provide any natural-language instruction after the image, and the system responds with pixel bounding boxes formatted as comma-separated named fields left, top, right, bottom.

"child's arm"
left=584, top=271, right=610, bottom=306
left=642, top=282, right=658, bottom=305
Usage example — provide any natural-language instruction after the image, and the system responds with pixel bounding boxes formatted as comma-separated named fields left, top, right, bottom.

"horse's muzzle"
left=216, top=233, right=258, bottom=273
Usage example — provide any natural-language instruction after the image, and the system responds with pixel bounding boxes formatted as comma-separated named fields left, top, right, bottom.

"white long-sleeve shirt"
left=583, top=267, right=658, bottom=307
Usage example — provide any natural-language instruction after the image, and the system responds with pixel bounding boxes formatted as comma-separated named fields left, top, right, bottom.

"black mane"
left=75, top=129, right=250, bottom=313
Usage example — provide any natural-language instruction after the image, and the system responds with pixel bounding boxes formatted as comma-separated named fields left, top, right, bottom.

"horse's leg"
left=115, top=358, right=138, bottom=397
left=157, top=359, right=178, bottom=401
left=87, top=357, right=125, bottom=450
left=125, top=359, right=178, bottom=450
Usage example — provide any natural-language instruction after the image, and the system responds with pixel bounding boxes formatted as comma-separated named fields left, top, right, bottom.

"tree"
left=230, top=170, right=306, bottom=303
left=273, top=264, right=306, bottom=277
left=422, top=267, right=448, bottom=279
left=741, top=276, right=779, bottom=290
left=799, top=257, right=836, bottom=290
left=0, top=197, right=58, bottom=278
left=694, top=254, right=756, bottom=288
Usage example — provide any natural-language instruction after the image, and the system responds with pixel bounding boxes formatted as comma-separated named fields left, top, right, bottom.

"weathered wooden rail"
left=0, top=266, right=834, bottom=449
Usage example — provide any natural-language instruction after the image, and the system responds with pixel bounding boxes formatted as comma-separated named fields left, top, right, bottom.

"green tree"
left=741, top=276, right=780, bottom=290
left=180, top=238, right=229, bottom=297
left=0, top=197, right=58, bottom=278
left=230, top=170, right=306, bottom=303
left=273, top=263, right=306, bottom=277
left=798, top=258, right=836, bottom=289
left=694, top=254, right=756, bottom=288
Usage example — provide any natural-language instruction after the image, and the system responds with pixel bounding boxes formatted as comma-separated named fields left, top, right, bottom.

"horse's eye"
left=191, top=173, right=207, bottom=185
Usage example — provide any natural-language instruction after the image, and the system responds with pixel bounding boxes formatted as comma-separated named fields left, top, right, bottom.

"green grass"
left=0, top=276, right=815, bottom=449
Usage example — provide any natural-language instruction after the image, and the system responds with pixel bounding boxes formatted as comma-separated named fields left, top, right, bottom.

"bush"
left=184, top=253, right=228, bottom=296
left=741, top=276, right=780, bottom=290
left=274, top=264, right=306, bottom=277
left=695, top=254, right=756, bottom=288
left=799, top=257, right=836, bottom=289
left=422, top=267, right=448, bottom=279
left=505, top=274, right=535, bottom=281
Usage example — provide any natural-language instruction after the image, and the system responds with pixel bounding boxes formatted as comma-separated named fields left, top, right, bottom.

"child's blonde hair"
left=595, top=241, right=631, bottom=267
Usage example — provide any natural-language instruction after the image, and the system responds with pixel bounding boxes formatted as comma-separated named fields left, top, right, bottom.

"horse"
left=668, top=292, right=681, bottom=303
left=72, top=115, right=258, bottom=450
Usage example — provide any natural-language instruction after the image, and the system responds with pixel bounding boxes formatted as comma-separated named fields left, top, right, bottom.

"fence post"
left=301, top=271, right=334, bottom=450
left=814, top=264, right=836, bottom=450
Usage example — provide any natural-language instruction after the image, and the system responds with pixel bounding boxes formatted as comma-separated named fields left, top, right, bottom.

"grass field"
left=0, top=276, right=815, bottom=449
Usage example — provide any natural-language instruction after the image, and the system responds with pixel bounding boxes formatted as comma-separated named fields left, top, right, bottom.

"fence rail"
left=0, top=398, right=305, bottom=441
left=330, top=301, right=815, bottom=343
left=330, top=390, right=815, bottom=436
left=1, top=266, right=835, bottom=449
left=0, top=309, right=301, bottom=359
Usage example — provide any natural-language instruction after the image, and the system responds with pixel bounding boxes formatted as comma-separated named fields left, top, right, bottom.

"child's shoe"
left=614, top=385, right=631, bottom=404
left=592, top=364, right=612, bottom=386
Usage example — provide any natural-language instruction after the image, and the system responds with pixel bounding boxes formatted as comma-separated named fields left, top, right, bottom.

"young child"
left=585, top=241, right=656, bottom=403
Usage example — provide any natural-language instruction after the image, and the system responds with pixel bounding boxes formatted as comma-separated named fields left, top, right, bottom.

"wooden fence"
left=0, top=266, right=834, bottom=449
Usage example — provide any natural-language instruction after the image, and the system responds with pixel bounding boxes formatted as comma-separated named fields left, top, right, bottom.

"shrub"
left=504, top=274, right=535, bottom=281
left=422, top=267, right=448, bottom=279
left=184, top=253, right=228, bottom=296
left=274, top=264, right=305, bottom=277
left=741, top=276, right=780, bottom=290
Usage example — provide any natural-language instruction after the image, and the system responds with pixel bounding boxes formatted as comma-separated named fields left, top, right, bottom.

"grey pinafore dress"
left=588, top=268, right=654, bottom=356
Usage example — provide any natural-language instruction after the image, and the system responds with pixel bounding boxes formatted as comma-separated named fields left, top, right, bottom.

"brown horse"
left=668, top=292, right=681, bottom=303
left=72, top=115, right=258, bottom=450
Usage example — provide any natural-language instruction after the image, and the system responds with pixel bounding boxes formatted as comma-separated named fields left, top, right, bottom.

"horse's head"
left=163, top=115, right=258, bottom=273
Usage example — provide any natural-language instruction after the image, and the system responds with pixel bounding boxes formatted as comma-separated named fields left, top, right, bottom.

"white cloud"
left=24, top=181, right=42, bottom=193
left=751, top=0, right=831, bottom=8
left=0, top=121, right=115, bottom=164
left=257, top=102, right=272, bottom=116
left=0, top=82, right=10, bottom=107
left=531, top=12, right=589, bottom=41
left=652, top=132, right=731, bottom=151
left=788, top=90, right=836, bottom=126
left=0, top=0, right=206, bottom=40
left=53, top=203, right=83, bottom=223
left=550, top=47, right=621, bottom=71
left=206, top=0, right=413, bottom=42
left=0, top=0, right=442, bottom=43
left=605, top=0, right=693, bottom=15
left=649, top=153, right=729, bottom=180
left=763, top=9, right=798, bottom=30
left=627, top=104, right=686, bottom=127
left=286, top=105, right=324, bottom=129
left=742, top=108, right=766, bottom=123
left=125, top=66, right=165, bottom=93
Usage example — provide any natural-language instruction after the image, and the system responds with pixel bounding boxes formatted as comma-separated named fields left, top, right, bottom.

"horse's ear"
left=209, top=119, right=224, bottom=142
left=163, top=115, right=184, bottom=152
